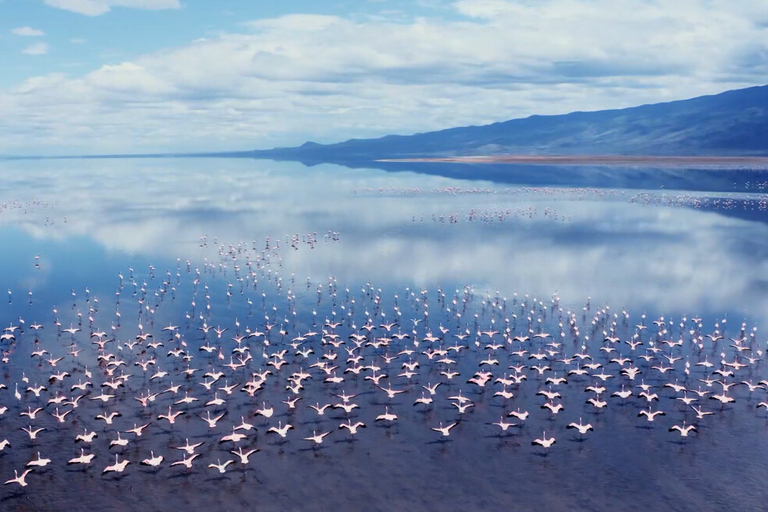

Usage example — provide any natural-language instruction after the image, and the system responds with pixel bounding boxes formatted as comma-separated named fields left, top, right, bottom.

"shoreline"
left=376, top=155, right=768, bottom=167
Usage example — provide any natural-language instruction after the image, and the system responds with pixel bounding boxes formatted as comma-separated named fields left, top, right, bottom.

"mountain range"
left=244, top=84, right=768, bottom=164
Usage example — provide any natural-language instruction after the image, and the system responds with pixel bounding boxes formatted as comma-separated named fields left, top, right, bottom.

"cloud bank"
left=3, top=0, right=768, bottom=154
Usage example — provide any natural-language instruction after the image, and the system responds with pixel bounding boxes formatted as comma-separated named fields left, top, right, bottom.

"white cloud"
left=21, top=42, right=49, bottom=55
left=12, top=26, right=45, bottom=37
left=1, top=0, right=768, bottom=154
left=44, top=0, right=109, bottom=16
left=44, top=0, right=180, bottom=16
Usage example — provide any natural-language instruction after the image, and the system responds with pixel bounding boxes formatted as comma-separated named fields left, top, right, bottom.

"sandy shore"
left=376, top=155, right=768, bottom=167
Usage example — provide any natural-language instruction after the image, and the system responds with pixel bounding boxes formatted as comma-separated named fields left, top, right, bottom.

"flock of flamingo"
left=0, top=233, right=765, bottom=494
left=414, top=206, right=571, bottom=224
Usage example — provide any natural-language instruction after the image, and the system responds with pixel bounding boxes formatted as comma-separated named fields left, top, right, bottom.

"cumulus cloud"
left=1, top=0, right=768, bottom=154
left=44, top=0, right=180, bottom=16
left=21, top=42, right=49, bottom=55
left=12, top=26, right=45, bottom=36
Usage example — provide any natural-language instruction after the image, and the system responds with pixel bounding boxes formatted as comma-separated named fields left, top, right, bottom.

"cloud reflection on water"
left=0, top=157, right=766, bottom=320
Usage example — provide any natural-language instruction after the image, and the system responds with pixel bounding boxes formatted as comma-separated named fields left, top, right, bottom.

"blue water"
left=1, top=157, right=768, bottom=511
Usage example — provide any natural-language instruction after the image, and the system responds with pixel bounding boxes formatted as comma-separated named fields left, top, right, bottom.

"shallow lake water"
left=1, top=157, right=768, bottom=511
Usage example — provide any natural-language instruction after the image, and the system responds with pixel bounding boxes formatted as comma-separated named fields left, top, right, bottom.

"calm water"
left=1, top=157, right=768, bottom=511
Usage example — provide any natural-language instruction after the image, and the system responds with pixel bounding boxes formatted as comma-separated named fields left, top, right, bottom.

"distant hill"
left=245, top=84, right=768, bottom=163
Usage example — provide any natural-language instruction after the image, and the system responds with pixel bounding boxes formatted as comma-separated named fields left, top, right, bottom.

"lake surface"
left=1, top=157, right=768, bottom=511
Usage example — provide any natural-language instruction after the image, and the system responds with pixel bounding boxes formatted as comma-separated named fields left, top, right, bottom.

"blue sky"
left=2, top=0, right=767, bottom=155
